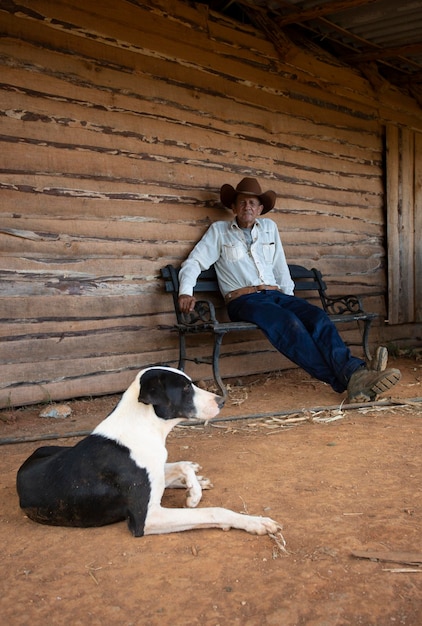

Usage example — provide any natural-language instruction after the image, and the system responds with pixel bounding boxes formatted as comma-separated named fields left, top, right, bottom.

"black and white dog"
left=17, top=367, right=281, bottom=537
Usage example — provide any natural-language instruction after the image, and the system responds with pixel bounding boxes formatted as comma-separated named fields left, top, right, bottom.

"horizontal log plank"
left=0, top=0, right=419, bottom=406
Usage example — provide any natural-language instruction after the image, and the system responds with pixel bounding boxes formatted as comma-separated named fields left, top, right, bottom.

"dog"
left=17, top=367, right=282, bottom=538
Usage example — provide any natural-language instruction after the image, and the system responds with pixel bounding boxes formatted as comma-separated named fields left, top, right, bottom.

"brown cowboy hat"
left=220, top=177, right=276, bottom=214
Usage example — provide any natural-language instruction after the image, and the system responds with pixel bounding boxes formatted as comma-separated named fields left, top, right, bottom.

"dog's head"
left=138, top=367, right=224, bottom=421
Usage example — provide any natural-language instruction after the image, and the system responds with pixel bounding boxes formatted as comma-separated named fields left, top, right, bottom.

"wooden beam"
left=386, top=124, right=400, bottom=325
left=343, top=43, right=422, bottom=64
left=242, top=5, right=297, bottom=61
left=401, top=128, right=415, bottom=323
left=357, top=61, right=389, bottom=93
left=415, top=132, right=422, bottom=322
left=272, top=0, right=378, bottom=28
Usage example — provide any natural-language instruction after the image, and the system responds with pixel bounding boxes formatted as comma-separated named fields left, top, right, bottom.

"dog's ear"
left=138, top=370, right=164, bottom=406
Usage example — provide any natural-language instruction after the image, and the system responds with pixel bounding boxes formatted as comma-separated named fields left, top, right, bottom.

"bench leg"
left=362, top=319, right=373, bottom=362
left=213, top=332, right=228, bottom=398
left=178, top=332, right=187, bottom=371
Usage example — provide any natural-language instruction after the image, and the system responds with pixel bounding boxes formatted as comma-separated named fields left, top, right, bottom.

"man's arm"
left=177, top=223, right=222, bottom=313
left=271, top=222, right=294, bottom=295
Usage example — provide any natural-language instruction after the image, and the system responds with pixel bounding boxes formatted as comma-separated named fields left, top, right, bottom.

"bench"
left=161, top=264, right=378, bottom=397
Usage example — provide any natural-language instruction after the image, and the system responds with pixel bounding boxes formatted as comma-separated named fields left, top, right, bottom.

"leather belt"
left=225, top=285, right=280, bottom=303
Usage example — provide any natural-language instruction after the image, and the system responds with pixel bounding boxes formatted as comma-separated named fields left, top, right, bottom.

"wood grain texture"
left=1, top=0, right=421, bottom=406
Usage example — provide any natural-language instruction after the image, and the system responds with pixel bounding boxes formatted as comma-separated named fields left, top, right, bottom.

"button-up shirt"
left=178, top=218, right=294, bottom=297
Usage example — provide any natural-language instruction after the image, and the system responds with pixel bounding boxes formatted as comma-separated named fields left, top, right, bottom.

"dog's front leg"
left=144, top=505, right=283, bottom=536
left=164, top=462, right=212, bottom=508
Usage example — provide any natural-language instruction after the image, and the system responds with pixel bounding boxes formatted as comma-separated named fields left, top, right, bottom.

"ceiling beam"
left=343, top=42, right=422, bottom=63
left=273, top=0, right=378, bottom=27
left=226, top=0, right=422, bottom=104
left=298, top=16, right=422, bottom=75
left=242, top=5, right=297, bottom=61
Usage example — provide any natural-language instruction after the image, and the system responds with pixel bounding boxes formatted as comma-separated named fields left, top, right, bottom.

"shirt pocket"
left=262, top=242, right=275, bottom=263
left=222, top=243, right=245, bottom=262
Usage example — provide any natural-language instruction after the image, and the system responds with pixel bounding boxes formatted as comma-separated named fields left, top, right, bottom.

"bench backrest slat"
left=288, top=264, right=327, bottom=294
left=162, top=263, right=327, bottom=299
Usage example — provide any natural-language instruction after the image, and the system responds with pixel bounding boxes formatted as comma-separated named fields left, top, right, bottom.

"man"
left=178, top=177, right=401, bottom=402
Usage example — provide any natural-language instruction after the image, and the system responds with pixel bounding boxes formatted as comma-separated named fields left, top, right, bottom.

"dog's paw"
left=164, top=461, right=213, bottom=507
left=181, top=464, right=203, bottom=508
left=243, top=515, right=283, bottom=536
left=186, top=461, right=201, bottom=473
left=188, top=462, right=213, bottom=490
left=195, top=475, right=213, bottom=490
left=185, top=480, right=202, bottom=508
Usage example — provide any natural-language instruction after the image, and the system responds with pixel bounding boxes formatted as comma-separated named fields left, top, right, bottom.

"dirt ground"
left=1, top=356, right=421, bottom=626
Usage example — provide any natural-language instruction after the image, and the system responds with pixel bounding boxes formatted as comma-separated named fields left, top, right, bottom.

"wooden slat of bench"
left=177, top=320, right=257, bottom=333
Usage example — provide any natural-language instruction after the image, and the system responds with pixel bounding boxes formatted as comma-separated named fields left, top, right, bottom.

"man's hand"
left=178, top=294, right=197, bottom=313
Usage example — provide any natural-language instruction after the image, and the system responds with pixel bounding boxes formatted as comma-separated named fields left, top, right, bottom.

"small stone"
left=39, top=404, right=72, bottom=419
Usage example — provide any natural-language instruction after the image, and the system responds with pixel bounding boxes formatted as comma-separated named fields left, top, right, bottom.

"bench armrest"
left=179, top=299, right=219, bottom=326
left=322, top=294, right=365, bottom=316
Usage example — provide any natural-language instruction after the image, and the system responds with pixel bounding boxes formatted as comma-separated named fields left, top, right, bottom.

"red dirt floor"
left=0, top=356, right=421, bottom=625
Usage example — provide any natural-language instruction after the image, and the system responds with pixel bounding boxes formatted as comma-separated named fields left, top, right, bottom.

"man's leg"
left=228, top=291, right=363, bottom=392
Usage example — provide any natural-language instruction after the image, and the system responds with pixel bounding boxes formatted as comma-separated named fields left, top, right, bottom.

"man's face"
left=232, top=194, right=263, bottom=228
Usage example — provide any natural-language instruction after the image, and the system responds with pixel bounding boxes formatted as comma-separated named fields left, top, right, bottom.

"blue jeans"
left=227, top=290, right=364, bottom=393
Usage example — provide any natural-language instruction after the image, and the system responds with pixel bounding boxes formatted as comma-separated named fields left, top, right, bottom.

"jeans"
left=227, top=290, right=364, bottom=393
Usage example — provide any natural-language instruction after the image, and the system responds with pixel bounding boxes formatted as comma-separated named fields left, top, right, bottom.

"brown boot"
left=370, top=346, right=389, bottom=372
left=347, top=367, right=401, bottom=403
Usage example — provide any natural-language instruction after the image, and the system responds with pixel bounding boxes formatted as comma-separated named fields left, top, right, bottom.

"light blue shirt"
left=179, top=218, right=295, bottom=298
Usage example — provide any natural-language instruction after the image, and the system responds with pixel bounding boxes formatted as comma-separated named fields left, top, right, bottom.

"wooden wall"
left=1, top=0, right=421, bottom=407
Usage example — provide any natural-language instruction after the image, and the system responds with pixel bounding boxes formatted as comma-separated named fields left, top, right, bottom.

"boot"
left=370, top=346, right=388, bottom=372
left=347, top=367, right=401, bottom=403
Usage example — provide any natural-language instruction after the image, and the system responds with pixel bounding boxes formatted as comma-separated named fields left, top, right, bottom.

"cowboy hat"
left=220, top=177, right=276, bottom=214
